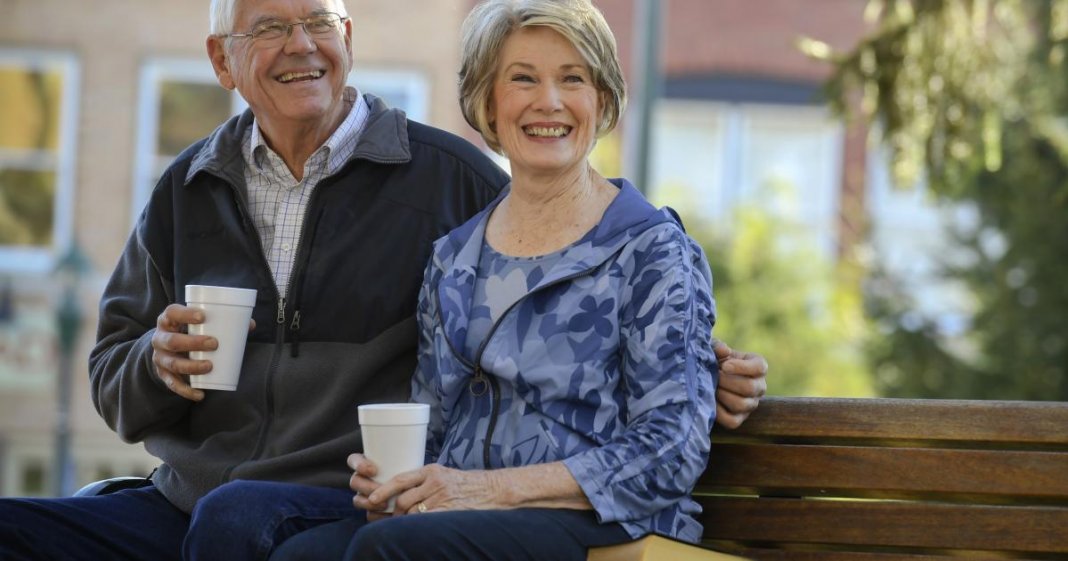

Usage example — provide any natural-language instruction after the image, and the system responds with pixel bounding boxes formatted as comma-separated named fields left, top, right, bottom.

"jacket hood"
left=433, top=178, right=681, bottom=358
left=439, top=177, right=675, bottom=270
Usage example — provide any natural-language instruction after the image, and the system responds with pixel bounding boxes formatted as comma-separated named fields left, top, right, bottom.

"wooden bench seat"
left=590, top=397, right=1068, bottom=560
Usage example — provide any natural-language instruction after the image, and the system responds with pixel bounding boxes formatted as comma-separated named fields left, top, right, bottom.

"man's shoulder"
left=405, top=120, right=508, bottom=189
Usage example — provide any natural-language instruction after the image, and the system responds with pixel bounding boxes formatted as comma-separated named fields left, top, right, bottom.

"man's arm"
left=88, top=218, right=194, bottom=442
left=713, top=339, right=768, bottom=429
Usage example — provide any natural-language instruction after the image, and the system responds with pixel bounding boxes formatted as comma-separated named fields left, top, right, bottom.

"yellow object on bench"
left=589, top=535, right=750, bottom=561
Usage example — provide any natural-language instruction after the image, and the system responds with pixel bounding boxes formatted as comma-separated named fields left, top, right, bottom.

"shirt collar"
left=246, top=86, right=367, bottom=175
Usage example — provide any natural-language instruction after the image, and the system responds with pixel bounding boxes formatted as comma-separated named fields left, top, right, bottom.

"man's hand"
left=151, top=304, right=215, bottom=401
left=713, top=339, right=768, bottom=429
left=151, top=304, right=256, bottom=401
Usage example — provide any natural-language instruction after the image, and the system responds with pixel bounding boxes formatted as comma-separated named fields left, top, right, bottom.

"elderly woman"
left=271, top=0, right=720, bottom=559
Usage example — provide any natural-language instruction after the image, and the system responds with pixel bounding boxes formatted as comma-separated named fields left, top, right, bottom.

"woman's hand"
left=353, top=463, right=504, bottom=518
left=348, top=453, right=389, bottom=519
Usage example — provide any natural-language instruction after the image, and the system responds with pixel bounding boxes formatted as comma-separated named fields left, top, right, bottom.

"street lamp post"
left=53, top=243, right=89, bottom=497
left=623, top=0, right=663, bottom=195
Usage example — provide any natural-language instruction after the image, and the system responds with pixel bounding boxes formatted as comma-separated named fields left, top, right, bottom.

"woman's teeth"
left=524, top=126, right=570, bottom=138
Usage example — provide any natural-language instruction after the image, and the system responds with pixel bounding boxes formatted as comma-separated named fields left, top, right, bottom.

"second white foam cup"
left=185, top=285, right=257, bottom=391
left=357, top=403, right=430, bottom=513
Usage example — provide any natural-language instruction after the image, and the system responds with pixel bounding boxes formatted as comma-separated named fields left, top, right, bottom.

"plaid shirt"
left=242, top=87, right=369, bottom=298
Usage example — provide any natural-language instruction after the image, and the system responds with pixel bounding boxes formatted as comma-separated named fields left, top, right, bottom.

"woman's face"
left=489, top=26, right=603, bottom=180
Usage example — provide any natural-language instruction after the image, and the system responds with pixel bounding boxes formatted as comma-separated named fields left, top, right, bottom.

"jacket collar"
left=184, top=93, right=411, bottom=188
left=434, top=178, right=675, bottom=355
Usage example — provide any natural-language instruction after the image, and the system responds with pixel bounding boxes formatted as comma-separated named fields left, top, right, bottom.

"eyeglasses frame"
left=222, top=12, right=349, bottom=43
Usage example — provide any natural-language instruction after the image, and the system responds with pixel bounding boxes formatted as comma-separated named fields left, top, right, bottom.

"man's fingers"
left=154, top=350, right=213, bottom=376
left=155, top=368, right=204, bottom=401
left=719, top=353, right=769, bottom=378
left=715, top=402, right=748, bottom=430
left=712, top=339, right=732, bottom=361
left=718, top=370, right=767, bottom=399
left=716, top=386, right=760, bottom=416
left=157, top=304, right=204, bottom=329
left=155, top=330, right=218, bottom=354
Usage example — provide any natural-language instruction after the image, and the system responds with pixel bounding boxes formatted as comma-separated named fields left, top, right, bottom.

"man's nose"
left=282, top=22, right=317, bottom=53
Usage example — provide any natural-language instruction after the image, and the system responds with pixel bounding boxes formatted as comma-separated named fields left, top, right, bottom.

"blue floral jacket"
left=412, top=178, right=718, bottom=542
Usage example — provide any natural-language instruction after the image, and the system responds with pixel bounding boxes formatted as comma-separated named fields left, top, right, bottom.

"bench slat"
left=700, top=545, right=1001, bottom=561
left=699, top=443, right=1068, bottom=501
left=717, top=398, right=1068, bottom=447
left=699, top=496, right=1068, bottom=554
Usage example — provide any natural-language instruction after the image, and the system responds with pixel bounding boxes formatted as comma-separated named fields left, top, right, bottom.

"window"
left=352, top=68, right=429, bottom=124
left=130, top=59, right=246, bottom=225
left=650, top=102, right=844, bottom=257
left=0, top=50, right=78, bottom=272
left=131, top=61, right=430, bottom=225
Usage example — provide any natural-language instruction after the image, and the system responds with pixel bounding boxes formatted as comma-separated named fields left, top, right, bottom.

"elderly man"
left=0, top=0, right=767, bottom=559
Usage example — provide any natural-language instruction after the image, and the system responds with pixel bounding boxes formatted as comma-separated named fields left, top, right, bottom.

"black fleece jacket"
left=89, top=95, right=507, bottom=513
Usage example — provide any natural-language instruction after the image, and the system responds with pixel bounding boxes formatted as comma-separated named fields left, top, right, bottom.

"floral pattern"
left=412, top=179, right=718, bottom=542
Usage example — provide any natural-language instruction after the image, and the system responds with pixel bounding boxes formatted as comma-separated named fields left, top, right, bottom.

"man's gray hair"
left=458, top=0, right=627, bottom=154
left=209, top=0, right=349, bottom=35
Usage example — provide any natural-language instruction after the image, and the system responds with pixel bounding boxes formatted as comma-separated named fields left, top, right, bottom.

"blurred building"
left=1, top=0, right=954, bottom=497
left=0, top=0, right=473, bottom=497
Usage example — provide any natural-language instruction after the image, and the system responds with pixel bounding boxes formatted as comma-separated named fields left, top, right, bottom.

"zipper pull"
left=276, top=298, right=286, bottom=324
left=290, top=310, right=302, bottom=358
left=469, top=364, right=488, bottom=396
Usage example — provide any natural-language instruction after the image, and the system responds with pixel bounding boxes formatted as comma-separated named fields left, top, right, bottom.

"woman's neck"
left=487, top=165, right=617, bottom=257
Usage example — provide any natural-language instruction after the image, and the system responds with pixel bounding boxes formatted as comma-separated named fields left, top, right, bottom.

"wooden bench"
left=590, top=396, right=1068, bottom=561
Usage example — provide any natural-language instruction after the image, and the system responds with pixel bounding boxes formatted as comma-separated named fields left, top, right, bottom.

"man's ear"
left=342, top=16, right=354, bottom=58
left=207, top=36, right=236, bottom=90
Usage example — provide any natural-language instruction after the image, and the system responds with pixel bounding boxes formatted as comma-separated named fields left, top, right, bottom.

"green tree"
left=677, top=190, right=875, bottom=398
left=805, top=0, right=1068, bottom=399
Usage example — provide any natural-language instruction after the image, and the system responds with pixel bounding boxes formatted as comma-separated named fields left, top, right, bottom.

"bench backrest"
left=697, top=397, right=1068, bottom=560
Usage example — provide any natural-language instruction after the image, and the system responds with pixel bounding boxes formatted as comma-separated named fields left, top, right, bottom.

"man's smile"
left=276, top=69, right=325, bottom=83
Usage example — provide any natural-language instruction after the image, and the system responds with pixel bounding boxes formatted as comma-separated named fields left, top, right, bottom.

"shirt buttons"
left=281, top=243, right=291, bottom=252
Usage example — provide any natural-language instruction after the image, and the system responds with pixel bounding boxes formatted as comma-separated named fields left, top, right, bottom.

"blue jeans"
left=269, top=508, right=632, bottom=561
left=0, top=480, right=360, bottom=561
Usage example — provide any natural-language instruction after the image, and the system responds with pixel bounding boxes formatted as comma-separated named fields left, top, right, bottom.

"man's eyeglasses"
left=225, top=12, right=348, bottom=46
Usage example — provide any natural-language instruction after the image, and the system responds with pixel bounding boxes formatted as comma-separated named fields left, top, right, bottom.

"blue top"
left=465, top=237, right=574, bottom=359
left=413, top=178, right=718, bottom=542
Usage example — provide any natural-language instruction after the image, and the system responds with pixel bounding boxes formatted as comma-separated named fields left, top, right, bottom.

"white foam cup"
left=357, top=403, right=430, bottom=513
left=184, top=285, right=257, bottom=391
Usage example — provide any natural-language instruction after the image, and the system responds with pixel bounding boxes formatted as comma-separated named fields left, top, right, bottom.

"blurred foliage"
left=680, top=197, right=875, bottom=398
left=804, top=0, right=1068, bottom=399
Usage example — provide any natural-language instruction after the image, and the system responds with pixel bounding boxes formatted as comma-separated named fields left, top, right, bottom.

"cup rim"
left=358, top=403, right=430, bottom=425
left=185, top=284, right=257, bottom=307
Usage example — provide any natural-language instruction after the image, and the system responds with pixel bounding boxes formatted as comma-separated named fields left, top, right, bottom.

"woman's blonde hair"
left=458, top=0, right=627, bottom=153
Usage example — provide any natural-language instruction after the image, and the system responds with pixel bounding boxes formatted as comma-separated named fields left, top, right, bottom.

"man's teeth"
left=278, top=70, right=324, bottom=83
left=524, top=126, right=570, bottom=138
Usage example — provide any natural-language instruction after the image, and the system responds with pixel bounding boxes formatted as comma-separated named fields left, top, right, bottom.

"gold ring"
left=417, top=502, right=428, bottom=513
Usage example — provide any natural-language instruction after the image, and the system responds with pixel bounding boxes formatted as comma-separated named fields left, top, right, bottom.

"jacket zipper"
left=240, top=177, right=333, bottom=470
left=219, top=180, right=286, bottom=485
left=435, top=265, right=605, bottom=469
left=212, top=135, right=390, bottom=482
